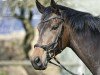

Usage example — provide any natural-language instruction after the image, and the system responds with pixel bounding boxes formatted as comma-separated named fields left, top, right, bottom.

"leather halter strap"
left=42, top=16, right=64, bottom=23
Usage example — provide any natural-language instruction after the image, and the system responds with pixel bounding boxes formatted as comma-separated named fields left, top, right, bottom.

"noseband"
left=34, top=16, right=64, bottom=59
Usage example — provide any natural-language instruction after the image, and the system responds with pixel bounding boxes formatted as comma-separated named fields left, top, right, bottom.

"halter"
left=34, top=16, right=79, bottom=75
left=34, top=16, right=64, bottom=57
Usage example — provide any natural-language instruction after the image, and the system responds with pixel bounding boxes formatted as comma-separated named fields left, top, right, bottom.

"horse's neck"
left=69, top=30, right=100, bottom=75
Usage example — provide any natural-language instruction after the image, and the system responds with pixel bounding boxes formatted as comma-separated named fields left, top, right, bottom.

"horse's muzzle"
left=31, top=56, right=48, bottom=70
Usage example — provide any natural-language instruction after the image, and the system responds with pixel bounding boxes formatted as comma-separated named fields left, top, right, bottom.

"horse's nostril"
left=34, top=57, right=40, bottom=63
left=34, top=57, right=41, bottom=66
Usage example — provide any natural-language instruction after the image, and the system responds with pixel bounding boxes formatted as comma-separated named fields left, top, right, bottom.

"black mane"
left=56, top=5, right=100, bottom=32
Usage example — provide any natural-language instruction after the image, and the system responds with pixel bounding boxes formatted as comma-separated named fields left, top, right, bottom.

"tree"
left=5, top=0, right=35, bottom=58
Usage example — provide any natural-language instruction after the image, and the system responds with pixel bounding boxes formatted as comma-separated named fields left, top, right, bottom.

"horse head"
left=30, top=0, right=70, bottom=70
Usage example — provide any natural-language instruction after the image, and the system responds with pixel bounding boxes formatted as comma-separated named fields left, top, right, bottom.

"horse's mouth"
left=32, top=63, right=47, bottom=70
left=32, top=64, right=47, bottom=70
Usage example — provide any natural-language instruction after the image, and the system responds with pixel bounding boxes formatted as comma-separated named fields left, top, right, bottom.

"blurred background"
left=0, top=0, right=100, bottom=75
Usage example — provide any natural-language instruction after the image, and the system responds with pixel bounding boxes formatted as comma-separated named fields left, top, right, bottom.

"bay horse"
left=30, top=0, right=100, bottom=75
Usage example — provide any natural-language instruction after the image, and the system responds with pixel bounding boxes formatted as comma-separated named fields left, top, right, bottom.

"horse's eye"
left=51, top=25, right=59, bottom=30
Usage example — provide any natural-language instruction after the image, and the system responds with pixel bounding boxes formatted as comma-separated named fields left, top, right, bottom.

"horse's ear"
left=36, top=0, right=45, bottom=13
left=50, top=0, right=57, bottom=9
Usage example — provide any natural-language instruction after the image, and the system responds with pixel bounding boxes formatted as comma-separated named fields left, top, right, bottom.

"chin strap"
left=49, top=57, right=84, bottom=75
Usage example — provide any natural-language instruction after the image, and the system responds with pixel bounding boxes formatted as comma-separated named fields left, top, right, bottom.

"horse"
left=30, top=0, right=100, bottom=75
